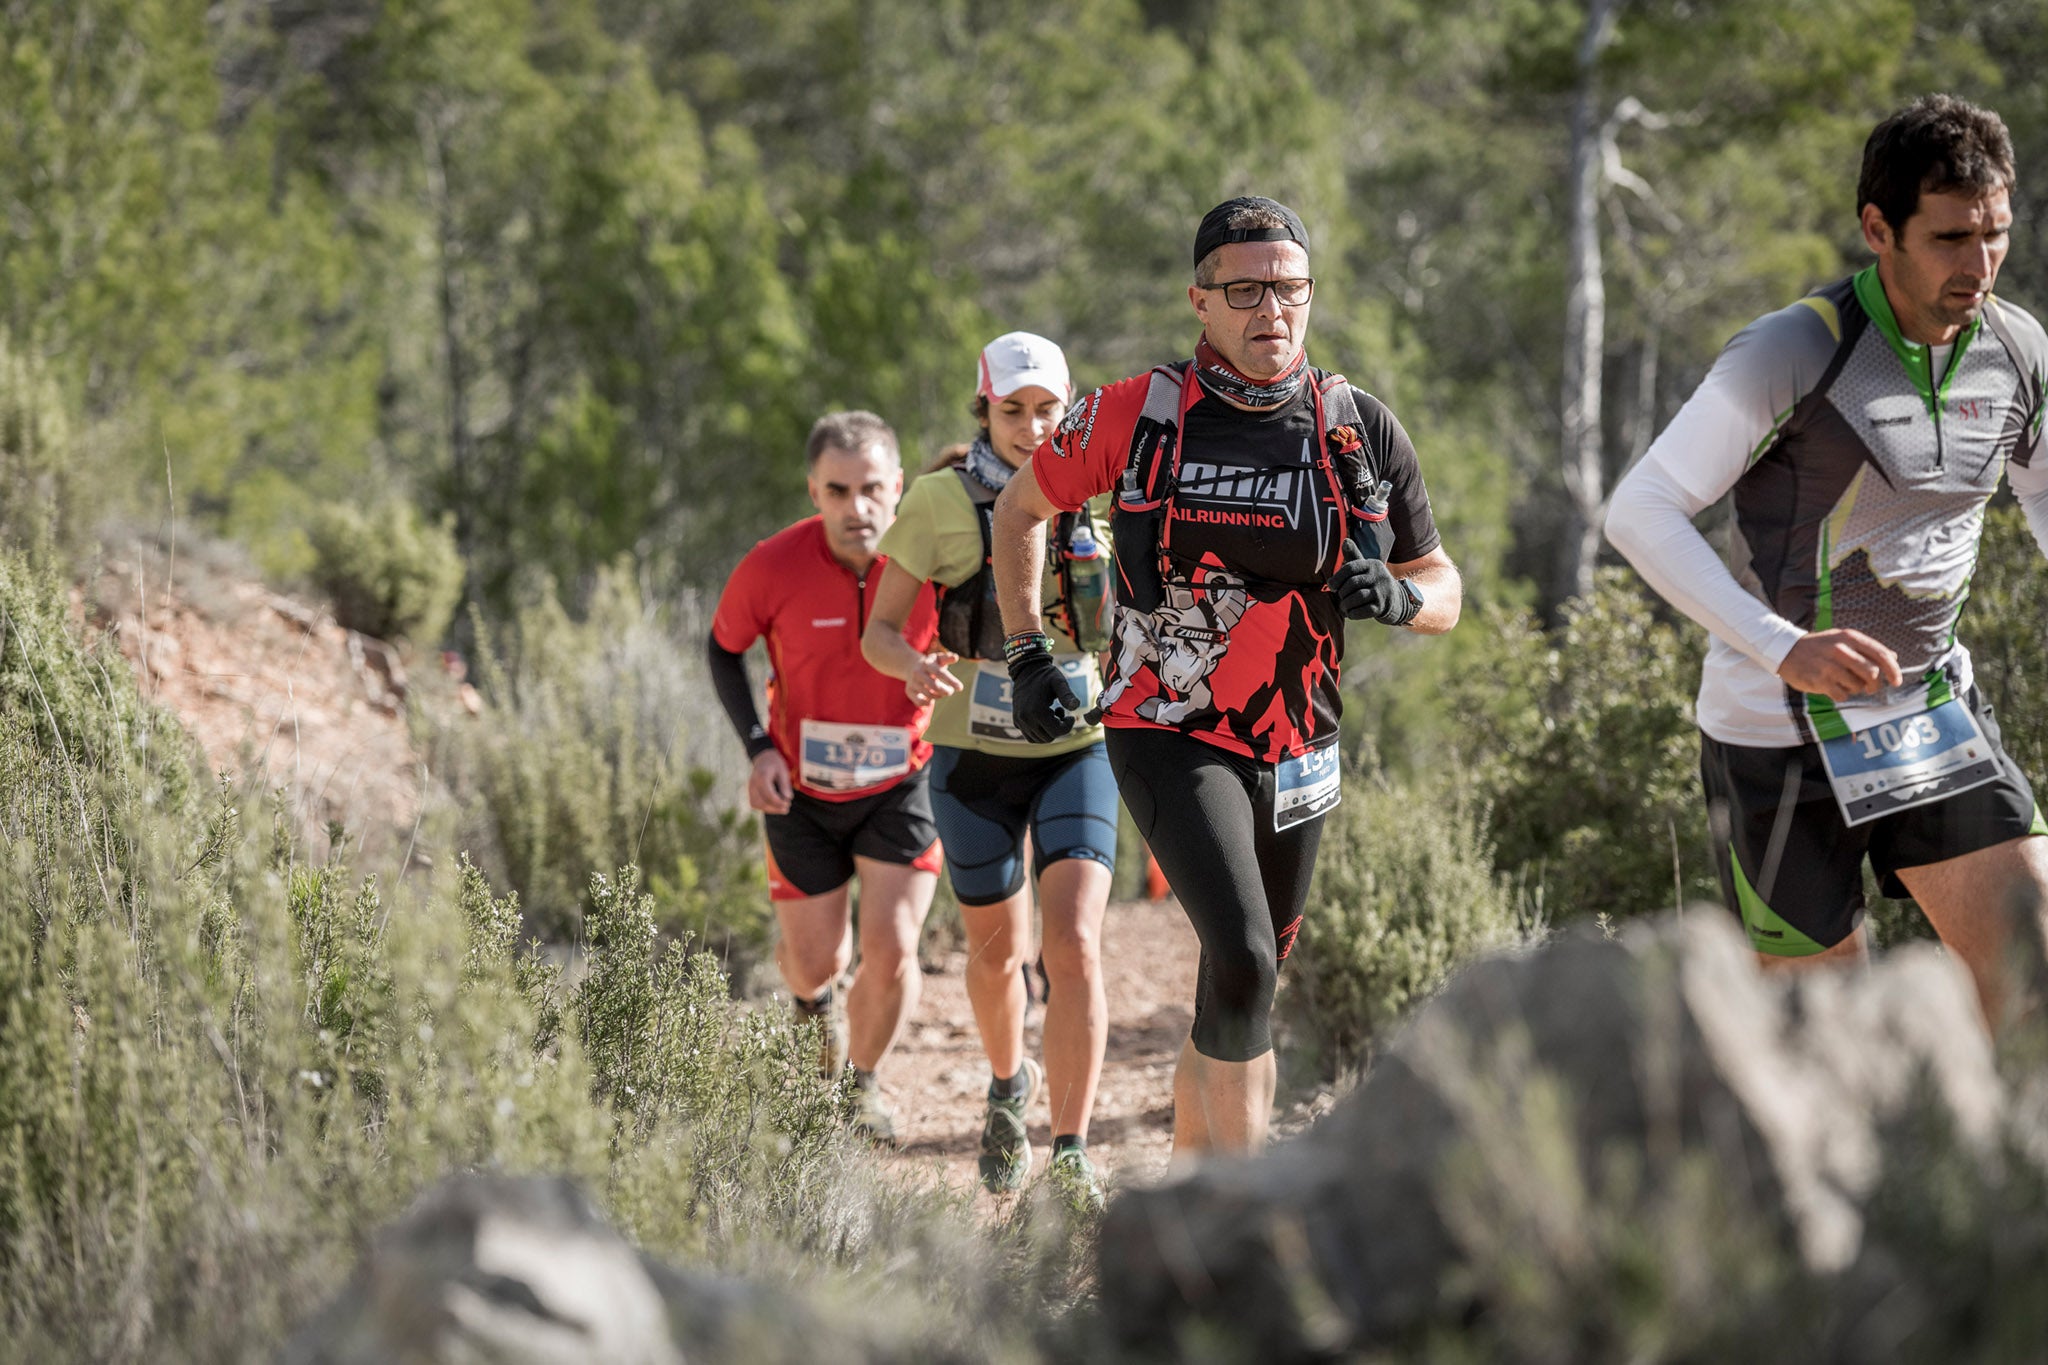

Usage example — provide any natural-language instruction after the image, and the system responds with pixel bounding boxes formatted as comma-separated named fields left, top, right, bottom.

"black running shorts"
left=763, top=769, right=942, bottom=901
left=1701, top=687, right=2044, bottom=955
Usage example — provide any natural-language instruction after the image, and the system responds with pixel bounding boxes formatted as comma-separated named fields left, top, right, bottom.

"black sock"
left=795, top=987, right=833, bottom=1017
left=988, top=1067, right=1028, bottom=1100
left=1052, top=1134, right=1084, bottom=1157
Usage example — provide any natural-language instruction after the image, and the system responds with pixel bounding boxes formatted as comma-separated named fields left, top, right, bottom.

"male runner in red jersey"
left=708, top=411, right=944, bottom=1142
left=991, top=198, right=1462, bottom=1155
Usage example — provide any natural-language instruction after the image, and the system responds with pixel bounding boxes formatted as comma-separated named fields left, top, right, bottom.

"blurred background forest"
left=8, top=0, right=2046, bottom=608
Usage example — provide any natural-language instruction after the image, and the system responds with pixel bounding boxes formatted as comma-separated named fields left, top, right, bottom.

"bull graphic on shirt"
left=1099, top=569, right=1250, bottom=725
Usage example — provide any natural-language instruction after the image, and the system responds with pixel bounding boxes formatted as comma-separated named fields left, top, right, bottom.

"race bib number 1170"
left=798, top=719, right=913, bottom=793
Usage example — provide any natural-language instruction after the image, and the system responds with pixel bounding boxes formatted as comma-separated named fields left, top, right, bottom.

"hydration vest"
left=1109, top=363, right=1392, bottom=614
left=935, top=468, right=1111, bottom=659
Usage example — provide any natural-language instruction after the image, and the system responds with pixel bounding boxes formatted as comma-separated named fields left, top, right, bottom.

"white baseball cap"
left=976, top=331, right=1071, bottom=402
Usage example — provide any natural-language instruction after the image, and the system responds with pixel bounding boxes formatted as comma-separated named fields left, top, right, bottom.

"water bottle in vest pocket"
left=1059, top=513, right=1113, bottom=651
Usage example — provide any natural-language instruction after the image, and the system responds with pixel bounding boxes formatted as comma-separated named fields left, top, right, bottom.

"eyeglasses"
left=1202, top=277, right=1315, bottom=309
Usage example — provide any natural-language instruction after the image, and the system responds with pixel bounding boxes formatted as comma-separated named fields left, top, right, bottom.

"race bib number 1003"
left=798, top=720, right=913, bottom=793
left=1817, top=696, right=2000, bottom=827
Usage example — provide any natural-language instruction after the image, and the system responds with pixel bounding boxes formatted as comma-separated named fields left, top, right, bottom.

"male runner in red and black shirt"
left=991, top=197, right=1462, bottom=1154
left=708, top=410, right=943, bottom=1143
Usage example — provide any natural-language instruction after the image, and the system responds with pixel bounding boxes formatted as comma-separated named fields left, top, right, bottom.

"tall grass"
left=427, top=563, right=770, bottom=980
left=0, top=550, right=1093, bottom=1362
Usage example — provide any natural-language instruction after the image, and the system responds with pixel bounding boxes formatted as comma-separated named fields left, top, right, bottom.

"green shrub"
left=0, top=554, right=197, bottom=938
left=0, top=331, right=83, bottom=569
left=1962, top=502, right=2048, bottom=787
left=306, top=498, right=464, bottom=643
left=1280, top=771, right=1531, bottom=1078
left=430, top=564, right=770, bottom=974
left=1439, top=570, right=1715, bottom=926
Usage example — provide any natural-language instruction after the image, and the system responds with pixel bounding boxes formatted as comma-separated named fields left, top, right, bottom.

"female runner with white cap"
left=863, top=332, right=1118, bottom=1205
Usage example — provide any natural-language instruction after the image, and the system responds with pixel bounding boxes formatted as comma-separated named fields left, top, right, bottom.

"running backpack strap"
left=1110, top=363, right=1192, bottom=615
left=934, top=467, right=1008, bottom=660
left=1318, top=370, right=1362, bottom=429
left=1313, top=371, right=1393, bottom=567
left=1116, top=362, right=1192, bottom=511
left=1980, top=298, right=2048, bottom=467
left=1315, top=371, right=1381, bottom=508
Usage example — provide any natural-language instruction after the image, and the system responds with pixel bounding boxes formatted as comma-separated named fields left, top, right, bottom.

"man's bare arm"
left=1388, top=547, right=1461, bottom=635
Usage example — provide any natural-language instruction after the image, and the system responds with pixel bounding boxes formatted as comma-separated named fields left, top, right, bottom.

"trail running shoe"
left=1049, top=1146, right=1105, bottom=1213
left=978, top=1057, right=1044, bottom=1194
left=849, top=1071, right=899, bottom=1148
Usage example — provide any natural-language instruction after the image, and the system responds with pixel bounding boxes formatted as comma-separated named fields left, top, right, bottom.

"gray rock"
left=1097, top=911, right=2004, bottom=1359
left=282, top=1173, right=825, bottom=1365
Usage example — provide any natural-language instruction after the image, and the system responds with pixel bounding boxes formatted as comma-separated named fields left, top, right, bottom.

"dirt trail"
left=878, top=896, right=1201, bottom=1196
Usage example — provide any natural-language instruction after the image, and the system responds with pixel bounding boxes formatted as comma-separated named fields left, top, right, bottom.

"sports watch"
left=1398, top=578, right=1424, bottom=624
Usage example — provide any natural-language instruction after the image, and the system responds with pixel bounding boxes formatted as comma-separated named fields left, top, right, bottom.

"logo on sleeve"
left=1054, top=392, right=1098, bottom=455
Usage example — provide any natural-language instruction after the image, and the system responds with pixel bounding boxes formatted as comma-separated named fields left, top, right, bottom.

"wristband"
left=1003, top=631, right=1053, bottom=664
left=744, top=729, right=777, bottom=760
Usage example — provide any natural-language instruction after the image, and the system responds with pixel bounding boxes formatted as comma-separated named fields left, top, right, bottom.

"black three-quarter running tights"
left=1105, top=725, right=1326, bottom=1062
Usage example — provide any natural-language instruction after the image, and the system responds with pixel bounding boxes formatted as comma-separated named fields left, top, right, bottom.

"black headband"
left=1192, top=196, right=1310, bottom=267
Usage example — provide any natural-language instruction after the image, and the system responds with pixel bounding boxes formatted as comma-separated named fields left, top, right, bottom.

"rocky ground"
left=89, top=536, right=442, bottom=868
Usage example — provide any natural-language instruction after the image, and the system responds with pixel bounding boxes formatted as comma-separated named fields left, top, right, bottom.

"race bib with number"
left=798, top=719, right=913, bottom=793
left=968, top=657, right=1096, bottom=741
left=1274, top=742, right=1342, bottom=832
left=1816, top=696, right=2000, bottom=827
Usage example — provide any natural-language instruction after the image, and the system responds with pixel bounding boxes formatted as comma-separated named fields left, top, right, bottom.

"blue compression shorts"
left=927, top=741, right=1119, bottom=905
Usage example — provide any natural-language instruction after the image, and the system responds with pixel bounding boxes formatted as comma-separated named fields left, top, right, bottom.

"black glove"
left=1333, top=538, right=1420, bottom=625
left=1007, top=641, right=1080, bottom=743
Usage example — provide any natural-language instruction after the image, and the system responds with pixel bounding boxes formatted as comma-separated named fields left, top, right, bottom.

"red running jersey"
left=1032, top=368, right=1438, bottom=762
left=711, top=517, right=940, bottom=801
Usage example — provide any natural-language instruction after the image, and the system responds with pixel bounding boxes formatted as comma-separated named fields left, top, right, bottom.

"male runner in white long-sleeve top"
left=1606, top=94, right=2048, bottom=1029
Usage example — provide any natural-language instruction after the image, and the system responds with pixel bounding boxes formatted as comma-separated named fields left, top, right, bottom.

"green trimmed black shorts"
left=1700, top=687, right=2044, bottom=955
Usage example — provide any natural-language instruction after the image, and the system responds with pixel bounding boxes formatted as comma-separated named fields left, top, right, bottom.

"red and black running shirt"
left=1032, top=368, right=1439, bottom=762
left=711, top=517, right=940, bottom=801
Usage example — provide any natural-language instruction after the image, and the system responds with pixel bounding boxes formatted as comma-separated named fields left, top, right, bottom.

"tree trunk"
left=1559, top=0, right=1621, bottom=604
left=421, top=108, right=476, bottom=608
left=1628, top=323, right=1661, bottom=463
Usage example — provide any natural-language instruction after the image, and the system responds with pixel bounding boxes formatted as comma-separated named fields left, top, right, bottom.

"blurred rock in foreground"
left=282, top=1174, right=832, bottom=1365
left=1098, top=911, right=2009, bottom=1360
